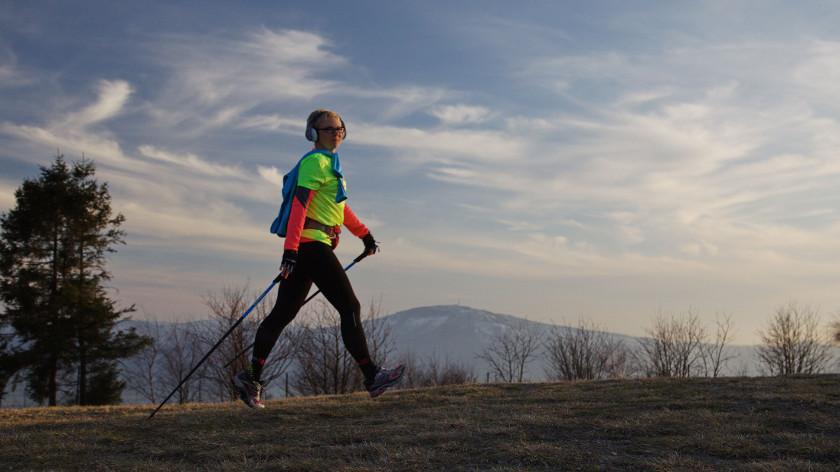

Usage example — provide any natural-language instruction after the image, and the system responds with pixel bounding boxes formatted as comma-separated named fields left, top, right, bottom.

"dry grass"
left=1, top=375, right=838, bottom=471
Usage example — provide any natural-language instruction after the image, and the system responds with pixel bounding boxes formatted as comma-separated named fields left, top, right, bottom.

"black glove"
left=362, top=232, right=378, bottom=255
left=279, top=249, right=297, bottom=279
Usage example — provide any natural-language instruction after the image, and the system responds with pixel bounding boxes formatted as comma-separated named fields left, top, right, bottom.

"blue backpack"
left=269, top=150, right=346, bottom=237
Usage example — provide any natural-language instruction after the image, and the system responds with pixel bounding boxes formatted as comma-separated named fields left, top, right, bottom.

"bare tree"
left=293, top=301, right=357, bottom=395
left=293, top=299, right=393, bottom=396
left=636, top=307, right=708, bottom=378
left=478, top=318, right=545, bottom=383
left=700, top=312, right=737, bottom=378
left=119, top=318, right=165, bottom=404
left=197, top=283, right=297, bottom=402
left=360, top=297, right=396, bottom=375
left=544, top=317, right=631, bottom=381
left=199, top=286, right=252, bottom=402
left=830, top=315, right=840, bottom=344
left=426, top=356, right=476, bottom=386
left=399, top=351, right=476, bottom=388
left=756, top=300, right=834, bottom=375
left=119, top=316, right=206, bottom=405
left=159, top=319, right=206, bottom=404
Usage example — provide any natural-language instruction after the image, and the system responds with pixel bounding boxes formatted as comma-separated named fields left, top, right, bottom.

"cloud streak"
left=3, top=3, right=840, bottom=343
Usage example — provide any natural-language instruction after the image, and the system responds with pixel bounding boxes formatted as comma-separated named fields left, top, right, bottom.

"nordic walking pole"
left=148, top=275, right=282, bottom=419
left=222, top=248, right=373, bottom=369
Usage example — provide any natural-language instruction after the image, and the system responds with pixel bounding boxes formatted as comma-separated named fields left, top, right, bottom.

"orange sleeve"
left=343, top=205, right=369, bottom=238
left=284, top=187, right=314, bottom=251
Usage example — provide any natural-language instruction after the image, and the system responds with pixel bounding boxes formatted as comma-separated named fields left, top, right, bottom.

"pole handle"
left=354, top=246, right=377, bottom=263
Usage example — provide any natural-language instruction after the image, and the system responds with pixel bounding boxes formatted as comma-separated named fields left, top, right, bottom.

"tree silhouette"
left=478, top=318, right=544, bottom=383
left=756, top=300, right=833, bottom=375
left=0, top=153, right=149, bottom=405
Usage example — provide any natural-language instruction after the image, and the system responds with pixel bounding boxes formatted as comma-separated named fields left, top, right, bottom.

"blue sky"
left=2, top=1, right=840, bottom=344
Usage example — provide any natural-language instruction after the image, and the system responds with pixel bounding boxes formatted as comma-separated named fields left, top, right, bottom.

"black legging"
left=252, top=241, right=373, bottom=367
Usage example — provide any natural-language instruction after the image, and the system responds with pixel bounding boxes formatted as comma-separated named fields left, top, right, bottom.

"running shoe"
left=231, top=371, right=265, bottom=409
left=365, top=364, right=405, bottom=398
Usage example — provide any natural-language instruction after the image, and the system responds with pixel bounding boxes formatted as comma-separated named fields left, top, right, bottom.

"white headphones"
left=305, top=111, right=347, bottom=142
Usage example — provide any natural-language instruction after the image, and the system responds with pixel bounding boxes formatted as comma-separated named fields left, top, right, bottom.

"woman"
left=232, top=109, right=404, bottom=409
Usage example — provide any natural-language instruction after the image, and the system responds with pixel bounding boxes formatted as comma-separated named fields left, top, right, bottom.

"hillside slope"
left=2, top=375, right=839, bottom=471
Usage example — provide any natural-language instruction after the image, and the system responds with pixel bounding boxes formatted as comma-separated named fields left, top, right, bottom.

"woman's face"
left=314, top=115, right=344, bottom=152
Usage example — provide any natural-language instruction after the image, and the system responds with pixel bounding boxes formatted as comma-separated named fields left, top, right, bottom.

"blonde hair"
left=307, top=109, right=342, bottom=128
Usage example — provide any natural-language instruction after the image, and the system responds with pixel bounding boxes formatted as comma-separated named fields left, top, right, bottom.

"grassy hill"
left=1, top=375, right=838, bottom=471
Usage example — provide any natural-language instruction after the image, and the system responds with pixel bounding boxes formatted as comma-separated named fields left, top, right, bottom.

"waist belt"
left=304, top=217, right=340, bottom=239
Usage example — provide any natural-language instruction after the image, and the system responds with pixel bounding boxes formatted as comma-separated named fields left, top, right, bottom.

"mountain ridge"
left=383, top=304, right=550, bottom=380
left=2, top=304, right=761, bottom=408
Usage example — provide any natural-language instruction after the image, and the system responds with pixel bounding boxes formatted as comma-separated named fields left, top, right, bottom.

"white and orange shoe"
left=231, top=371, right=265, bottom=409
left=364, top=365, right=405, bottom=398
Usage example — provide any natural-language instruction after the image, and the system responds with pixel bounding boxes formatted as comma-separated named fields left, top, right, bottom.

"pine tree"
left=0, top=153, right=149, bottom=405
left=0, top=333, right=20, bottom=407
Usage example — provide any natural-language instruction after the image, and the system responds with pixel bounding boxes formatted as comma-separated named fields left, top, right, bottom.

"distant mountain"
left=380, top=305, right=761, bottom=380
left=382, top=305, right=552, bottom=381
left=2, top=304, right=767, bottom=408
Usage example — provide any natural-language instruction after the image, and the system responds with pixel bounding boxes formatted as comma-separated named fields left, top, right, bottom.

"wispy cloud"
left=137, top=145, right=247, bottom=179
left=0, top=77, right=278, bottom=261
left=60, top=80, right=132, bottom=128
left=140, top=28, right=346, bottom=134
left=4, top=3, right=840, bottom=342
left=429, top=105, right=497, bottom=125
